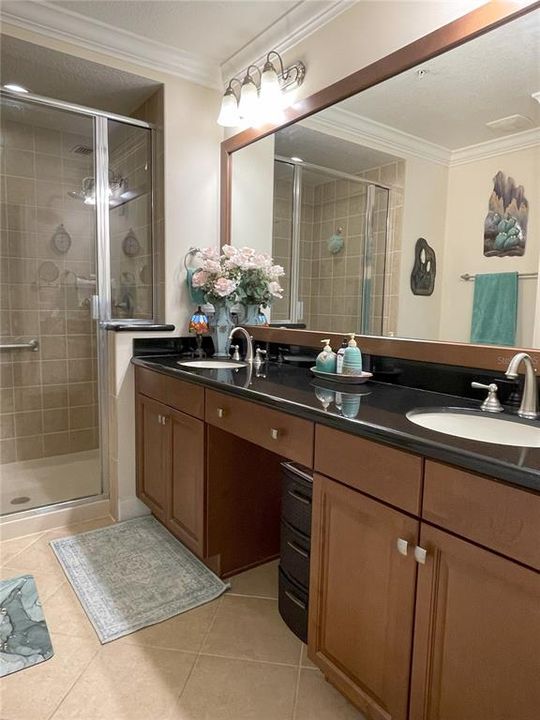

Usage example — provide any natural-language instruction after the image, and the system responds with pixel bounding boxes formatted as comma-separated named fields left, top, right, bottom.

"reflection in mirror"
left=230, top=9, right=539, bottom=347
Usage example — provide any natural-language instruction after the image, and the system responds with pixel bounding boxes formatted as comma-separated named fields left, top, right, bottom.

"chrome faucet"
left=504, top=352, right=538, bottom=420
left=228, top=327, right=254, bottom=363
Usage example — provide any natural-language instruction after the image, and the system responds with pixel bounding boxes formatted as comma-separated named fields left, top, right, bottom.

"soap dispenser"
left=316, top=339, right=337, bottom=373
left=342, top=333, right=363, bottom=375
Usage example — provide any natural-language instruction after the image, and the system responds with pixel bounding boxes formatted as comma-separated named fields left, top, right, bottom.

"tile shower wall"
left=298, top=161, right=404, bottom=334
left=109, top=122, right=154, bottom=320
left=0, top=119, right=99, bottom=464
left=271, top=173, right=293, bottom=322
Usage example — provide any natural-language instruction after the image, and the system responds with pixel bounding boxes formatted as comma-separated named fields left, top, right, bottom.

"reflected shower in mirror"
left=230, top=9, right=540, bottom=348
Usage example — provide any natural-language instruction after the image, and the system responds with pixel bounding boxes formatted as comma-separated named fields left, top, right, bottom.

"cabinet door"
left=136, top=394, right=170, bottom=520
left=168, top=408, right=205, bottom=557
left=410, top=524, right=540, bottom=720
left=309, top=473, right=419, bottom=720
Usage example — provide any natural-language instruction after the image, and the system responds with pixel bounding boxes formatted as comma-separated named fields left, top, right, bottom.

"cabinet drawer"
left=280, top=521, right=310, bottom=590
left=423, top=461, right=540, bottom=571
left=205, top=390, right=314, bottom=466
left=135, top=367, right=204, bottom=419
left=278, top=567, right=308, bottom=644
left=315, top=425, right=423, bottom=515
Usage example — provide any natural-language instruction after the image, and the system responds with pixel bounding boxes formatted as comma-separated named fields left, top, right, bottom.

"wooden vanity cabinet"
left=410, top=523, right=540, bottom=720
left=135, top=369, right=205, bottom=557
left=309, top=472, right=419, bottom=720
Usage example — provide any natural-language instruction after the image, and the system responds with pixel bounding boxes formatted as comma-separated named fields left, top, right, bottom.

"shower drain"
left=10, top=496, right=31, bottom=505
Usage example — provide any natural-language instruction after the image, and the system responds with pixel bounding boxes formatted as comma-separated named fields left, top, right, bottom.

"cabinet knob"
left=270, top=428, right=280, bottom=440
left=217, top=408, right=225, bottom=418
left=414, top=546, right=428, bottom=564
left=396, top=538, right=409, bottom=556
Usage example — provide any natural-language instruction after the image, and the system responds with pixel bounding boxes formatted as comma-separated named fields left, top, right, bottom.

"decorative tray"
left=310, top=367, right=373, bottom=384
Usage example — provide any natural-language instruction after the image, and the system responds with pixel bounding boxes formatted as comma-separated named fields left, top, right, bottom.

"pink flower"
left=213, top=277, right=238, bottom=297
left=192, top=270, right=208, bottom=287
left=201, top=258, right=221, bottom=273
left=268, top=264, right=285, bottom=280
left=222, top=245, right=238, bottom=258
left=268, top=281, right=283, bottom=298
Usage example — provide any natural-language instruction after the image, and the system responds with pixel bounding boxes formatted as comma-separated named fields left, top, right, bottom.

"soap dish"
left=310, top=367, right=373, bottom=384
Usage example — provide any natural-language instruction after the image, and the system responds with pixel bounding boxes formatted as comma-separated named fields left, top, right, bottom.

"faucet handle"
left=230, top=344, right=241, bottom=362
left=471, top=381, right=504, bottom=413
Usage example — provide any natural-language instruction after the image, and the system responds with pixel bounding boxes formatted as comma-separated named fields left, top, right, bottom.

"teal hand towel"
left=186, top=267, right=206, bottom=304
left=470, top=272, right=518, bottom=346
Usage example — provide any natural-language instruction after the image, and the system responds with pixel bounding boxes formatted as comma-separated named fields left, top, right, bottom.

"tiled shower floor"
left=0, top=450, right=101, bottom=516
left=0, top=517, right=365, bottom=720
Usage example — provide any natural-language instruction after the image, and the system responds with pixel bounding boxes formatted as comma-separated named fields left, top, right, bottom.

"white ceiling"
left=49, top=0, right=304, bottom=64
left=333, top=9, right=540, bottom=150
left=1, top=1, right=350, bottom=86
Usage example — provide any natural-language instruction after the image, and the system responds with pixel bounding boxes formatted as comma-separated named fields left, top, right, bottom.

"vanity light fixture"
left=217, top=50, right=305, bottom=128
left=3, top=83, right=29, bottom=93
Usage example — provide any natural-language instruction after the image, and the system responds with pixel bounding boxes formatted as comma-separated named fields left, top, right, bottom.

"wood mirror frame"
left=220, top=1, right=540, bottom=372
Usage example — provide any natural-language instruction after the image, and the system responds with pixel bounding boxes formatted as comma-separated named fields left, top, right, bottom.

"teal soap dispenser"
left=316, top=339, right=337, bottom=373
left=342, top=333, right=363, bottom=375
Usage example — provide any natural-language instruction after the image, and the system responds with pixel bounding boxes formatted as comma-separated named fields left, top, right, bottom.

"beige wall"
left=439, top=145, right=540, bottom=346
left=231, top=135, right=275, bottom=253
left=397, top=157, right=449, bottom=340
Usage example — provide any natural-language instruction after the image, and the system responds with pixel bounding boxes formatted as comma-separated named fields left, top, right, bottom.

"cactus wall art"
left=483, top=170, right=528, bottom=257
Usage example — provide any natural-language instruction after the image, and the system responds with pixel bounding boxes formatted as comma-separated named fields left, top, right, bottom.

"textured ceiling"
left=275, top=124, right=397, bottom=176
left=49, top=0, right=317, bottom=64
left=0, top=35, right=162, bottom=115
left=334, top=9, right=540, bottom=149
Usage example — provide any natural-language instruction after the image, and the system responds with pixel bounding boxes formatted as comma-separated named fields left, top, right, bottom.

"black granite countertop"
left=131, top=355, right=540, bottom=493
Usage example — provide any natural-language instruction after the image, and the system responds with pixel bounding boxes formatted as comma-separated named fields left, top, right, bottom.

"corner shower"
left=0, top=89, right=157, bottom=520
left=271, top=156, right=393, bottom=335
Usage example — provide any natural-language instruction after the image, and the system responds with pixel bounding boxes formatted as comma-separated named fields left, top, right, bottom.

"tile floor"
left=0, top=517, right=365, bottom=720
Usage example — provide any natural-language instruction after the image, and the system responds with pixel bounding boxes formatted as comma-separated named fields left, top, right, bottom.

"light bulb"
left=217, top=89, right=240, bottom=127
left=260, top=63, right=281, bottom=107
left=238, top=75, right=259, bottom=124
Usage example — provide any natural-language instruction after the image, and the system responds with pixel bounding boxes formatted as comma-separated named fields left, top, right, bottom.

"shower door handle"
left=91, top=295, right=100, bottom=321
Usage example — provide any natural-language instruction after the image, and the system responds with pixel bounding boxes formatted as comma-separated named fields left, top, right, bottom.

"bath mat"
left=0, top=574, right=54, bottom=678
left=49, top=516, right=228, bottom=643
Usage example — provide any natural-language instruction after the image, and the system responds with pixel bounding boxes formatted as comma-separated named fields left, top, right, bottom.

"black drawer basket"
left=280, top=520, right=310, bottom=590
left=278, top=568, right=308, bottom=644
left=281, top=462, right=312, bottom=537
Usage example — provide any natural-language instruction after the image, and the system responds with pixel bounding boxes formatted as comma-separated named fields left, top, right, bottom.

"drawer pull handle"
left=287, top=489, right=311, bottom=506
left=217, top=408, right=225, bottom=418
left=414, top=546, right=428, bottom=564
left=287, top=540, right=309, bottom=559
left=284, top=590, right=306, bottom=611
left=270, top=428, right=280, bottom=440
left=396, top=538, right=409, bottom=556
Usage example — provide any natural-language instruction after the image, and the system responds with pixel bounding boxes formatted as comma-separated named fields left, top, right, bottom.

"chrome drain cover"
left=10, top=496, right=31, bottom=505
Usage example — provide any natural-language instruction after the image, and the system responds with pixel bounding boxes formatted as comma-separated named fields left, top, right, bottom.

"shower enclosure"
left=271, top=157, right=391, bottom=334
left=0, top=90, right=156, bottom=519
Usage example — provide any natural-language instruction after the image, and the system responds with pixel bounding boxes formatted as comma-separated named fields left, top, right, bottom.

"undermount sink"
left=407, top=408, right=540, bottom=448
left=177, top=359, right=247, bottom=369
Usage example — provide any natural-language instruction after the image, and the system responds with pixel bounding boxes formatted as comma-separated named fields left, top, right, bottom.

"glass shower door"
left=0, top=97, right=102, bottom=515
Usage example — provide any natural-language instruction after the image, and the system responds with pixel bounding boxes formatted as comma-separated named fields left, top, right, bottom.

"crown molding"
left=220, top=0, right=357, bottom=82
left=0, top=0, right=221, bottom=88
left=449, top=127, right=540, bottom=165
left=300, top=106, right=539, bottom=168
left=301, top=106, right=452, bottom=165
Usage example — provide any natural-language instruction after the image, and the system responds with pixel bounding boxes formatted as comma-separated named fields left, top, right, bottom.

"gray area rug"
left=0, top=574, right=54, bottom=678
left=50, top=516, right=228, bottom=643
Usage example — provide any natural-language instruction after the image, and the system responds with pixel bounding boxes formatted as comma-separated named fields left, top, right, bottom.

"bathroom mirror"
left=227, top=6, right=540, bottom=351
